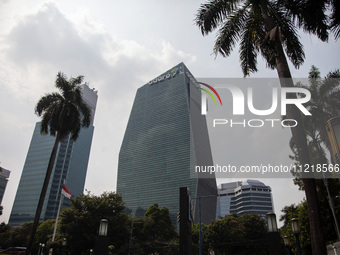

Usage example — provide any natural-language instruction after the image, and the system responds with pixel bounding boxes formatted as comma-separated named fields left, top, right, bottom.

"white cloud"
left=0, top=1, right=198, bottom=222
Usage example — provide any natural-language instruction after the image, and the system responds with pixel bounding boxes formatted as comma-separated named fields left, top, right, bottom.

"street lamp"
left=283, top=236, right=293, bottom=255
left=291, top=218, right=302, bottom=255
left=266, top=212, right=278, bottom=232
left=266, top=213, right=282, bottom=255
left=128, top=221, right=142, bottom=255
left=38, top=243, right=45, bottom=255
left=61, top=238, right=67, bottom=255
left=99, top=219, right=108, bottom=236
left=326, top=116, right=340, bottom=165
left=94, top=219, right=109, bottom=255
left=38, top=243, right=42, bottom=255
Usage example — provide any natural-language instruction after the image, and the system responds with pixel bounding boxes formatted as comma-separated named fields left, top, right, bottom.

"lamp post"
left=38, top=243, right=42, bottom=255
left=326, top=116, right=340, bottom=166
left=197, top=195, right=216, bottom=255
left=94, top=219, right=109, bottom=255
left=38, top=243, right=45, bottom=255
left=61, top=238, right=67, bottom=255
left=283, top=236, right=293, bottom=255
left=128, top=221, right=142, bottom=255
left=267, top=212, right=278, bottom=232
left=325, top=117, right=340, bottom=241
left=291, top=218, right=302, bottom=255
left=99, top=219, right=108, bottom=236
left=266, top=212, right=282, bottom=255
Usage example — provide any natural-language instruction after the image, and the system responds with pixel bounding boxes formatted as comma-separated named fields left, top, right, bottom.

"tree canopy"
left=59, top=191, right=130, bottom=255
left=193, top=214, right=267, bottom=254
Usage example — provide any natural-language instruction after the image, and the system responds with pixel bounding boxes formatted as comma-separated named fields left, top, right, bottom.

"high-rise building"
left=9, top=84, right=97, bottom=226
left=216, top=180, right=274, bottom=219
left=0, top=167, right=10, bottom=205
left=117, top=63, right=217, bottom=225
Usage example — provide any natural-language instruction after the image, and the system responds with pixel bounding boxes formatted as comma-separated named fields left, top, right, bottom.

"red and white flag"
left=61, top=184, right=72, bottom=199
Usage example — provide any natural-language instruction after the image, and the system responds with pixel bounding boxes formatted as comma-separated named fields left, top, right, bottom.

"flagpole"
left=52, top=182, right=64, bottom=242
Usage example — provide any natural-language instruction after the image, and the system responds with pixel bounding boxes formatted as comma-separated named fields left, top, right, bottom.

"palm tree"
left=195, top=1, right=328, bottom=254
left=291, top=66, right=340, bottom=188
left=278, top=0, right=340, bottom=40
left=26, top=72, right=92, bottom=255
left=300, top=66, right=340, bottom=151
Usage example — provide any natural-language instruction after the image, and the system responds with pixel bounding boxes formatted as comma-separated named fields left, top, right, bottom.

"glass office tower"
left=117, top=63, right=217, bottom=224
left=9, top=84, right=97, bottom=226
left=0, top=167, right=10, bottom=205
left=216, top=180, right=274, bottom=219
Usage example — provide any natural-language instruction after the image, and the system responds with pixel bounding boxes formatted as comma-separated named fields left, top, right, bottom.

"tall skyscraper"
left=216, top=180, right=274, bottom=219
left=117, top=63, right=217, bottom=225
left=9, top=84, right=98, bottom=226
left=0, top=167, right=10, bottom=205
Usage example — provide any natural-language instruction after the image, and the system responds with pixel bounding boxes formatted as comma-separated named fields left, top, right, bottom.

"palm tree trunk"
left=26, top=133, right=61, bottom=255
left=258, top=2, right=326, bottom=253
left=274, top=41, right=327, bottom=255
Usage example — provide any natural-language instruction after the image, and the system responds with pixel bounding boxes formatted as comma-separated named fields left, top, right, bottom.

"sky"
left=0, top=0, right=339, bottom=226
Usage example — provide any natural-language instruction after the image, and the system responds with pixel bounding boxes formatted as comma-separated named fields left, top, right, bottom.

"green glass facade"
left=117, top=63, right=216, bottom=224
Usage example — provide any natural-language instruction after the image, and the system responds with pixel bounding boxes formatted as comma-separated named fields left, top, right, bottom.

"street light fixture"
left=291, top=218, right=302, bottom=255
left=266, top=213, right=282, bottom=255
left=283, top=236, right=289, bottom=246
left=38, top=243, right=45, bottom=255
left=284, top=236, right=293, bottom=255
left=94, top=219, right=109, bottom=255
left=266, top=212, right=278, bottom=232
left=61, top=238, right=67, bottom=255
left=99, top=219, right=108, bottom=236
left=326, top=116, right=340, bottom=165
left=290, top=218, right=299, bottom=235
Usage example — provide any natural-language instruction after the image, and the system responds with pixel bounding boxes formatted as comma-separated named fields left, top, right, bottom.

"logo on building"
left=149, top=67, right=179, bottom=86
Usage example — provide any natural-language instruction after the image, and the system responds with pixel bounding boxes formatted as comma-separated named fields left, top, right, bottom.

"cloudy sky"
left=0, top=0, right=339, bottom=225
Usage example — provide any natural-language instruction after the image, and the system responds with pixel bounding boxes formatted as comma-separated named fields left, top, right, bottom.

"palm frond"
left=195, top=0, right=242, bottom=35
left=35, top=93, right=63, bottom=116
left=268, top=2, right=305, bottom=68
left=213, top=4, right=249, bottom=57
left=70, top=76, right=84, bottom=86
left=259, top=40, right=277, bottom=70
left=239, top=22, right=258, bottom=76
left=330, top=0, right=340, bottom=39
left=276, top=0, right=329, bottom=41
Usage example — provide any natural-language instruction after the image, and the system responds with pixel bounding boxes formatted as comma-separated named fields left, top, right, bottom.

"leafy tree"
left=144, top=203, right=177, bottom=242
left=202, top=214, right=267, bottom=255
left=290, top=66, right=340, bottom=186
left=195, top=2, right=330, bottom=253
left=238, top=213, right=267, bottom=241
left=288, top=66, right=340, bottom=243
left=297, top=66, right=340, bottom=154
left=192, top=222, right=208, bottom=247
left=129, top=204, right=178, bottom=254
left=0, top=222, right=12, bottom=248
left=0, top=221, right=53, bottom=253
left=3, top=222, right=33, bottom=250
left=280, top=197, right=340, bottom=255
left=280, top=202, right=312, bottom=255
left=27, top=72, right=92, bottom=254
left=35, top=219, right=55, bottom=248
left=59, top=191, right=130, bottom=255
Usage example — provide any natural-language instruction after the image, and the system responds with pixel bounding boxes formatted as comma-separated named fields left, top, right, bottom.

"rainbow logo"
left=197, top=82, right=222, bottom=106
